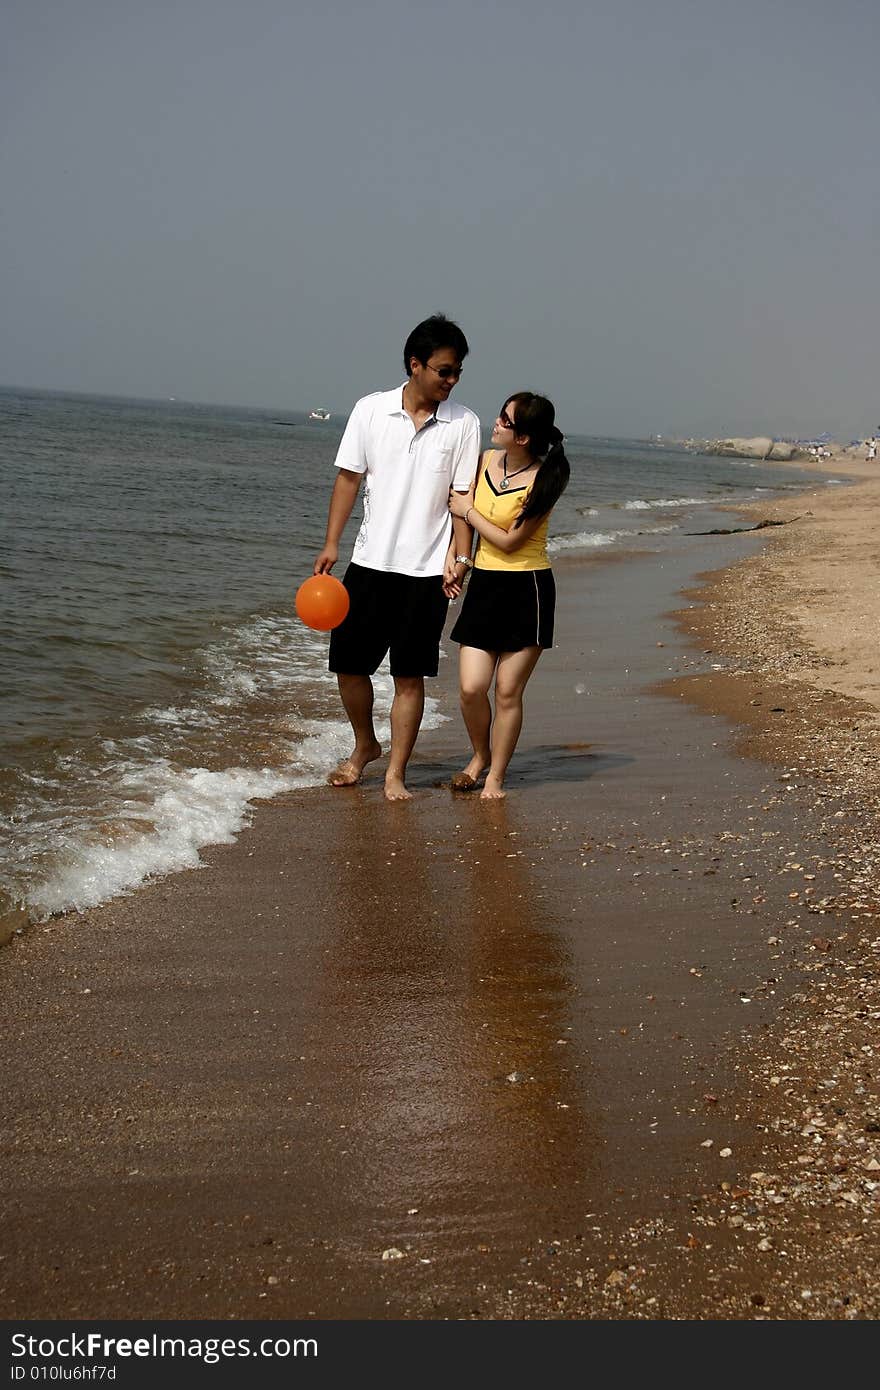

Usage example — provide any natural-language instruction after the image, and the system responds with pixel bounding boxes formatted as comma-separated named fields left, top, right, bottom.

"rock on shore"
left=697, top=436, right=796, bottom=461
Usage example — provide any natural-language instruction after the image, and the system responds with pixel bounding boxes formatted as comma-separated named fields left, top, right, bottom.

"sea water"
left=0, top=387, right=828, bottom=922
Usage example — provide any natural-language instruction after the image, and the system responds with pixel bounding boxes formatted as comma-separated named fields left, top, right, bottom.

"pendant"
left=499, top=477, right=509, bottom=490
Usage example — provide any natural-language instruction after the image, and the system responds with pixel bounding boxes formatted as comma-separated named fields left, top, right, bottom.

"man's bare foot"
left=384, top=773, right=412, bottom=801
left=450, top=772, right=478, bottom=791
left=327, top=740, right=382, bottom=787
left=480, top=774, right=506, bottom=801
left=450, top=756, right=487, bottom=792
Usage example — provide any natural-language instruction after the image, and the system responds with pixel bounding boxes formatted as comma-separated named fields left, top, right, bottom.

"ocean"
left=0, top=386, right=832, bottom=925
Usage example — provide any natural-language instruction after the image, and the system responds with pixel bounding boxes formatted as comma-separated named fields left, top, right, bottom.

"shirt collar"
left=383, top=384, right=452, bottom=422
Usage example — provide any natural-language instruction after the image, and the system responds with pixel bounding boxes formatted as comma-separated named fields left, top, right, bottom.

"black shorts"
left=328, top=562, right=449, bottom=677
left=449, top=567, right=555, bottom=652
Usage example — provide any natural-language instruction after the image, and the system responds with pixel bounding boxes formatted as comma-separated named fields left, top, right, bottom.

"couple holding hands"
left=313, top=313, right=570, bottom=801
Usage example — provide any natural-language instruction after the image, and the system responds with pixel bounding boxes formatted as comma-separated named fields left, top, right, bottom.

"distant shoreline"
left=669, top=432, right=876, bottom=466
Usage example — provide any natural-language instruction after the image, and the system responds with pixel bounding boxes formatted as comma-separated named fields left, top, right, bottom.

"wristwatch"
left=454, top=555, right=474, bottom=569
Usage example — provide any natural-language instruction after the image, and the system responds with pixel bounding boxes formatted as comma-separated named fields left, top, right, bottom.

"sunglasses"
left=426, top=362, right=462, bottom=381
left=498, top=408, right=517, bottom=430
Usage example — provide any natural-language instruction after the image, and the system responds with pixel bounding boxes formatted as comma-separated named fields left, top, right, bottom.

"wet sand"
left=2, top=474, right=879, bottom=1320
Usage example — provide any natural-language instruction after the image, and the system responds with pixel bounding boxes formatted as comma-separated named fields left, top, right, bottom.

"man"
left=313, top=314, right=480, bottom=800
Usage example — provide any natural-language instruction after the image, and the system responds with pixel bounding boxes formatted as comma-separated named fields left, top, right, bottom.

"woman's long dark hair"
left=504, top=392, right=570, bottom=527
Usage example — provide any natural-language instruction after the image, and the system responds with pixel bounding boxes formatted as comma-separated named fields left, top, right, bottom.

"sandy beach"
left=2, top=454, right=879, bottom=1321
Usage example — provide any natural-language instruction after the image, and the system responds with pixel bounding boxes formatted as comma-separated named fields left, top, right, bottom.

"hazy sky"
left=3, top=0, right=878, bottom=437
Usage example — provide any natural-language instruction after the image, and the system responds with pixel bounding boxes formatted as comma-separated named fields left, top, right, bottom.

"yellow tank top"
left=473, top=451, right=551, bottom=572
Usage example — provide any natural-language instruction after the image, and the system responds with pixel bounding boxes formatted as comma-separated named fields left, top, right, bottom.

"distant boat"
left=308, top=407, right=331, bottom=421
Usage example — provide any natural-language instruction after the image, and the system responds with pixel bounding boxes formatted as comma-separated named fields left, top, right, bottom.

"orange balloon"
left=295, top=574, right=350, bottom=631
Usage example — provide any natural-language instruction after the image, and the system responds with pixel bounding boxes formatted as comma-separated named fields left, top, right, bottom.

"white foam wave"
left=23, top=656, right=448, bottom=921
left=25, top=763, right=309, bottom=918
left=142, top=704, right=221, bottom=729
left=623, top=496, right=708, bottom=510
left=548, top=530, right=624, bottom=553
left=549, top=517, right=690, bottom=553
left=201, top=614, right=329, bottom=701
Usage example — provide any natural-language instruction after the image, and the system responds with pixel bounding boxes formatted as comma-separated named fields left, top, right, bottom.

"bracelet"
left=454, top=554, right=473, bottom=570
left=465, top=506, right=474, bottom=525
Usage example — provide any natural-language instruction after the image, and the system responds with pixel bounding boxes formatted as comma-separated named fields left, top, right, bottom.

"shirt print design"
left=354, top=484, right=371, bottom=551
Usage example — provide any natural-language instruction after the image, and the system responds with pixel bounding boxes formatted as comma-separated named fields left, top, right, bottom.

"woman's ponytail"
left=504, top=403, right=570, bottom=526
left=515, top=437, right=570, bottom=526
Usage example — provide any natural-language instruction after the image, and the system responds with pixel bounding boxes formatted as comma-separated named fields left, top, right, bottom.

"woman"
left=447, top=392, right=570, bottom=799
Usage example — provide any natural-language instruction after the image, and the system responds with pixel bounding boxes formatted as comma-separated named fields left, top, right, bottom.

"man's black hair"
left=403, top=314, right=469, bottom=376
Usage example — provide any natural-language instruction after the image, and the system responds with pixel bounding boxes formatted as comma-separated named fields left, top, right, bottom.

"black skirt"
left=449, top=567, right=556, bottom=652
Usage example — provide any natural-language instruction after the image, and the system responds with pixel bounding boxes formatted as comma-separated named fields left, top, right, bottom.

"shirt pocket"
left=429, top=446, right=455, bottom=474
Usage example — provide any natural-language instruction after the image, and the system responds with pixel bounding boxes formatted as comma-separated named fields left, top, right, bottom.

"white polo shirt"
left=334, top=385, right=481, bottom=576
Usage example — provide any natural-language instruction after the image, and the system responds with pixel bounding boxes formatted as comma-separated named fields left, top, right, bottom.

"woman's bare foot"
left=480, top=774, right=506, bottom=801
left=384, top=773, right=412, bottom=801
left=450, top=756, right=487, bottom=792
left=327, top=740, right=382, bottom=787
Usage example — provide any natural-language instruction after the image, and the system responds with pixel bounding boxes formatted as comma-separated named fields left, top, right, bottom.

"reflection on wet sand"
left=314, top=794, right=599, bottom=1283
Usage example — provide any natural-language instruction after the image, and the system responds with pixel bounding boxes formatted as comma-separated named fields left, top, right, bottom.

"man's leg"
left=384, top=675, right=424, bottom=801
left=383, top=572, right=448, bottom=800
left=329, top=673, right=383, bottom=786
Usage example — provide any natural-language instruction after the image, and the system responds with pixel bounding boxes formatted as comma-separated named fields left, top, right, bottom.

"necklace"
left=499, top=452, right=533, bottom=491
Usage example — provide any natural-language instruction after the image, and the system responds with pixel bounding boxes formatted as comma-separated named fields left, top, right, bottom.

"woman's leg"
left=453, top=645, right=498, bottom=788
left=481, top=646, right=542, bottom=799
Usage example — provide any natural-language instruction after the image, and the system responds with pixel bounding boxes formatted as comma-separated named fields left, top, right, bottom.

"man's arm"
left=450, top=422, right=478, bottom=558
left=314, top=469, right=362, bottom=573
left=451, top=511, right=474, bottom=563
left=444, top=425, right=481, bottom=592
left=442, top=509, right=475, bottom=599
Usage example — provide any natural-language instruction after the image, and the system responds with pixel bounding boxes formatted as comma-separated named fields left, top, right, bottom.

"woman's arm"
left=448, top=487, right=548, bottom=554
